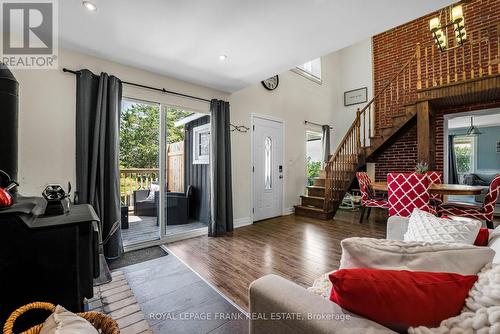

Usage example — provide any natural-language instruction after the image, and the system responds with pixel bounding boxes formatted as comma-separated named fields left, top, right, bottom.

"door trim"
left=251, top=113, right=285, bottom=222
left=443, top=107, right=500, bottom=183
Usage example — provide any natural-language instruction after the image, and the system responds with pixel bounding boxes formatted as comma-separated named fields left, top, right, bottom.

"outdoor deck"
left=121, top=215, right=207, bottom=247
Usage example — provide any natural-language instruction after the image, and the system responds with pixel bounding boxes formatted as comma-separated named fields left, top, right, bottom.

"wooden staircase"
left=295, top=45, right=422, bottom=220
left=295, top=170, right=336, bottom=220
left=294, top=107, right=416, bottom=219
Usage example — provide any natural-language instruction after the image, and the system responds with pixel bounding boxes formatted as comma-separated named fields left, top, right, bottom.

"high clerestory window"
left=294, top=58, right=322, bottom=83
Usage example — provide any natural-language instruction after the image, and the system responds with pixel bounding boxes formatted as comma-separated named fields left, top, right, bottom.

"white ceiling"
left=59, top=0, right=452, bottom=92
left=448, top=112, right=500, bottom=129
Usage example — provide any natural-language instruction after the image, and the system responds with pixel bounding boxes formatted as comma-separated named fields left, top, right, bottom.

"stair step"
left=294, top=205, right=334, bottom=220
left=313, top=177, right=325, bottom=187
left=307, top=186, right=325, bottom=197
left=300, top=195, right=324, bottom=208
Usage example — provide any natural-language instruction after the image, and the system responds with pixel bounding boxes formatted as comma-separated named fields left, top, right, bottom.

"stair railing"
left=323, top=44, right=421, bottom=212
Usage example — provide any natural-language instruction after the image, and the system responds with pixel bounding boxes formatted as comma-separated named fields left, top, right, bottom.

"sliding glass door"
left=163, top=107, right=210, bottom=237
left=119, top=100, right=210, bottom=248
left=119, top=99, right=161, bottom=247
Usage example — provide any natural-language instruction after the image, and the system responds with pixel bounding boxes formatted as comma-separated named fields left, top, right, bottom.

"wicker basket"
left=3, top=302, right=120, bottom=334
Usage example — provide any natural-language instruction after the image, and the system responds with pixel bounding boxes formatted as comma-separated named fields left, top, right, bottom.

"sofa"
left=133, top=186, right=193, bottom=225
left=463, top=172, right=500, bottom=207
left=248, top=217, right=500, bottom=334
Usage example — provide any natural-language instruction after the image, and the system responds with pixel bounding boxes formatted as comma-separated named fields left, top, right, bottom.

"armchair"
left=132, top=189, right=156, bottom=216
left=155, top=185, right=193, bottom=225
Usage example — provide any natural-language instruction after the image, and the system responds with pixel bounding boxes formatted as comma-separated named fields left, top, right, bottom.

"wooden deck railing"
left=120, top=168, right=159, bottom=206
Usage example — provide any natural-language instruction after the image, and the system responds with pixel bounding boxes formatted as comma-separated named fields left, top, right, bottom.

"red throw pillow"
left=329, top=269, right=477, bottom=332
left=474, top=228, right=489, bottom=246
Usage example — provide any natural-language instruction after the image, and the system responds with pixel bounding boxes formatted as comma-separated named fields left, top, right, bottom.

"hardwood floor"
left=167, top=209, right=387, bottom=311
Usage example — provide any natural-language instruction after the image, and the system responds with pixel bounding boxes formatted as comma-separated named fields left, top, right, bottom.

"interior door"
left=253, top=116, right=284, bottom=221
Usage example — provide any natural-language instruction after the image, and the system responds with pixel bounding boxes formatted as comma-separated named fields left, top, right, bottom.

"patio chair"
left=387, top=172, right=434, bottom=217
left=133, top=189, right=157, bottom=216
left=356, top=172, right=388, bottom=223
left=438, top=174, right=500, bottom=229
left=155, top=185, right=193, bottom=226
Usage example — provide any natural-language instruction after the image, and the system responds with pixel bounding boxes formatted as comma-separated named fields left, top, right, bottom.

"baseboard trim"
left=234, top=217, right=252, bottom=228
left=283, top=207, right=295, bottom=215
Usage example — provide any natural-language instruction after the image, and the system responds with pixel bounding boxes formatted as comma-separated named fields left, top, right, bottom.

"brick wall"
left=373, top=0, right=500, bottom=128
left=373, top=100, right=500, bottom=181
left=372, top=0, right=500, bottom=180
left=373, top=125, right=418, bottom=181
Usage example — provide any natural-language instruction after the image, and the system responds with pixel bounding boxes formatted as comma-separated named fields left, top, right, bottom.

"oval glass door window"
left=264, top=136, right=272, bottom=190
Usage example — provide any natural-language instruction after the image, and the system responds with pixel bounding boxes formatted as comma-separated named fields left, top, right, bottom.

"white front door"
left=252, top=116, right=284, bottom=221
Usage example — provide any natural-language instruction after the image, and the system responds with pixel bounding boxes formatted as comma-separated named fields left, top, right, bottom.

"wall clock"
left=261, top=75, right=279, bottom=91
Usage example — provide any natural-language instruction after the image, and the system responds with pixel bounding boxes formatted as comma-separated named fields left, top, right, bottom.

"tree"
left=166, top=107, right=190, bottom=143
left=119, top=104, right=190, bottom=168
left=307, top=157, right=322, bottom=186
left=454, top=145, right=472, bottom=173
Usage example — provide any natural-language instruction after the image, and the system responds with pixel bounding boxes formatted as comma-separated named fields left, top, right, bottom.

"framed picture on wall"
left=193, top=123, right=210, bottom=164
left=344, top=87, right=368, bottom=106
left=497, top=141, right=500, bottom=153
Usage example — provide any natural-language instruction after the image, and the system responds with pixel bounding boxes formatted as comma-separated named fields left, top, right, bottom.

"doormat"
left=108, top=246, right=167, bottom=270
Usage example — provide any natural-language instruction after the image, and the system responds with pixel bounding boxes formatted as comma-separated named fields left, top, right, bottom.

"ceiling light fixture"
left=466, top=117, right=482, bottom=136
left=82, top=0, right=97, bottom=11
left=429, top=4, right=466, bottom=52
left=218, top=55, right=228, bottom=61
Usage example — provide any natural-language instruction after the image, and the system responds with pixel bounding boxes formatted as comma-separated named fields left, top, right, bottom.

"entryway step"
left=313, top=177, right=325, bottom=187
left=294, top=205, right=334, bottom=220
left=307, top=185, right=325, bottom=197
left=300, top=195, right=324, bottom=208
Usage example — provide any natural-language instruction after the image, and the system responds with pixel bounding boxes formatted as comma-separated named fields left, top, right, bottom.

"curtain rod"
left=304, top=120, right=332, bottom=129
left=62, top=68, right=212, bottom=103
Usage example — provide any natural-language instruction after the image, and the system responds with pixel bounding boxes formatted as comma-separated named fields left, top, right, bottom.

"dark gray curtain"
left=322, top=125, right=331, bottom=163
left=76, top=70, right=123, bottom=259
left=448, top=135, right=459, bottom=184
left=209, top=99, right=233, bottom=236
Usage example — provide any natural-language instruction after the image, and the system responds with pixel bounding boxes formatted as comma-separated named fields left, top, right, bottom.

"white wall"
left=13, top=39, right=373, bottom=223
left=13, top=48, right=228, bottom=196
left=332, top=38, right=373, bottom=149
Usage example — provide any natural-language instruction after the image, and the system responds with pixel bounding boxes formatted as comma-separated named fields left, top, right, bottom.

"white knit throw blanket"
left=409, top=263, right=500, bottom=334
left=308, top=264, right=500, bottom=333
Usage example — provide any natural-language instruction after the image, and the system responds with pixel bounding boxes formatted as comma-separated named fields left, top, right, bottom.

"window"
left=264, top=137, right=272, bottom=190
left=193, top=123, right=210, bottom=164
left=453, top=135, right=475, bottom=183
left=294, top=58, right=322, bottom=83
left=306, top=130, right=322, bottom=186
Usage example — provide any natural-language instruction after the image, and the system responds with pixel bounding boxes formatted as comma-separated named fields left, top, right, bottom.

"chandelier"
left=429, top=4, right=467, bottom=52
